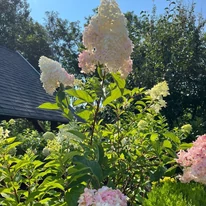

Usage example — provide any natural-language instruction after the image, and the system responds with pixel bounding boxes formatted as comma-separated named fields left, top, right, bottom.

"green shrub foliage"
left=143, top=178, right=206, bottom=206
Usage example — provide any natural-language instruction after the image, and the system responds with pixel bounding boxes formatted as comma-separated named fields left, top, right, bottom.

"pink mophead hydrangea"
left=176, top=134, right=206, bottom=184
left=78, top=186, right=127, bottom=206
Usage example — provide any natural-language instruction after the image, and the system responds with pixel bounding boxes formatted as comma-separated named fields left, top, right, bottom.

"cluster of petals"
left=39, top=56, right=75, bottom=95
left=181, top=124, right=192, bottom=134
left=78, top=0, right=134, bottom=78
left=0, top=127, right=10, bottom=139
left=147, top=81, right=169, bottom=100
left=176, top=134, right=206, bottom=184
left=147, top=81, right=170, bottom=113
left=78, top=186, right=127, bottom=206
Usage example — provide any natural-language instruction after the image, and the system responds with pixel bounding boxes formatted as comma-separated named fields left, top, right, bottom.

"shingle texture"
left=0, top=46, right=67, bottom=122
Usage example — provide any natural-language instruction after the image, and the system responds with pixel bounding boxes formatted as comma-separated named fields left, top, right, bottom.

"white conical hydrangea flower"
left=147, top=81, right=170, bottom=113
left=78, top=0, right=134, bottom=78
left=39, top=56, right=75, bottom=95
left=147, top=81, right=170, bottom=100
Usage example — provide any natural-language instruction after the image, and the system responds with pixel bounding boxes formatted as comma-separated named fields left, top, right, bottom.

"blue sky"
left=27, top=0, right=206, bottom=28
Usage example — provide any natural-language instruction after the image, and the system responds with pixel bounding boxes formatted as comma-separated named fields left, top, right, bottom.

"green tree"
left=0, top=0, right=30, bottom=48
left=0, top=0, right=52, bottom=69
left=17, top=19, right=53, bottom=69
left=126, top=1, right=206, bottom=135
left=44, top=11, right=82, bottom=76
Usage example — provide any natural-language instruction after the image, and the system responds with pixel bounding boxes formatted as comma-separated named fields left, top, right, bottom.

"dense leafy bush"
left=0, top=72, right=193, bottom=205
left=0, top=119, right=46, bottom=157
left=143, top=178, right=206, bottom=206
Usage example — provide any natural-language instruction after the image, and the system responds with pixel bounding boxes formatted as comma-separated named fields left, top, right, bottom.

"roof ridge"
left=16, top=51, right=40, bottom=75
left=0, top=46, right=40, bottom=75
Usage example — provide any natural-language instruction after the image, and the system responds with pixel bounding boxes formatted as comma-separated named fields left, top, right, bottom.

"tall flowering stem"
left=90, top=68, right=106, bottom=145
left=78, top=0, right=134, bottom=145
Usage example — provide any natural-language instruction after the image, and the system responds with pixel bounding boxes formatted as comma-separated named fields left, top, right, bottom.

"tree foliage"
left=0, top=0, right=82, bottom=72
left=0, top=0, right=30, bottom=48
left=44, top=11, right=82, bottom=75
left=126, top=1, right=206, bottom=135
left=0, top=0, right=52, bottom=69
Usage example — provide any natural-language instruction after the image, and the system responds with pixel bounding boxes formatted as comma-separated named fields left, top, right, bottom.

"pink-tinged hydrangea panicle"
left=78, top=51, right=97, bottom=74
left=78, top=0, right=134, bottom=78
left=176, top=134, right=206, bottom=184
left=78, top=186, right=127, bottom=206
left=39, top=56, right=75, bottom=95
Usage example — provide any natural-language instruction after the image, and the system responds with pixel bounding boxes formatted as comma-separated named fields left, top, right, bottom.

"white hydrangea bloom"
left=43, top=132, right=55, bottom=140
left=147, top=81, right=170, bottom=100
left=147, top=81, right=170, bottom=113
left=39, top=56, right=75, bottom=95
left=181, top=124, right=192, bottom=134
left=78, top=0, right=134, bottom=78
left=42, top=147, right=50, bottom=157
left=0, top=127, right=10, bottom=139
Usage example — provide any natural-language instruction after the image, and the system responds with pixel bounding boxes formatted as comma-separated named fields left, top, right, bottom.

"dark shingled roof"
left=0, top=46, right=68, bottom=122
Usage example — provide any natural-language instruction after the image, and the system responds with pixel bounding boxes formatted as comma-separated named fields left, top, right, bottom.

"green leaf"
left=111, top=73, right=125, bottom=89
left=73, top=155, right=103, bottom=183
left=38, top=102, right=60, bottom=110
left=73, top=99, right=85, bottom=106
left=39, top=198, right=52, bottom=204
left=164, top=165, right=178, bottom=176
left=132, top=88, right=142, bottom=95
left=96, top=144, right=104, bottom=165
left=64, top=152, right=82, bottom=163
left=39, top=177, right=64, bottom=191
left=165, top=148, right=177, bottom=157
left=56, top=89, right=66, bottom=103
left=97, top=66, right=103, bottom=79
left=150, top=133, right=158, bottom=141
left=44, top=160, right=61, bottom=168
left=123, top=88, right=131, bottom=95
left=66, top=89, right=93, bottom=103
left=76, top=109, right=92, bottom=121
left=5, top=137, right=16, bottom=144
left=76, top=90, right=93, bottom=103
left=67, top=130, right=86, bottom=140
left=103, top=87, right=122, bottom=106
left=26, top=178, right=64, bottom=204
left=163, top=132, right=180, bottom=144
left=150, top=165, right=166, bottom=182
left=178, top=143, right=193, bottom=150
left=68, top=174, right=91, bottom=188
left=33, top=160, right=44, bottom=169
left=67, top=165, right=90, bottom=176
left=163, top=140, right=172, bottom=148
left=6, top=142, right=22, bottom=152
left=136, top=101, right=146, bottom=107
left=65, top=188, right=83, bottom=206
left=12, top=160, right=30, bottom=172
